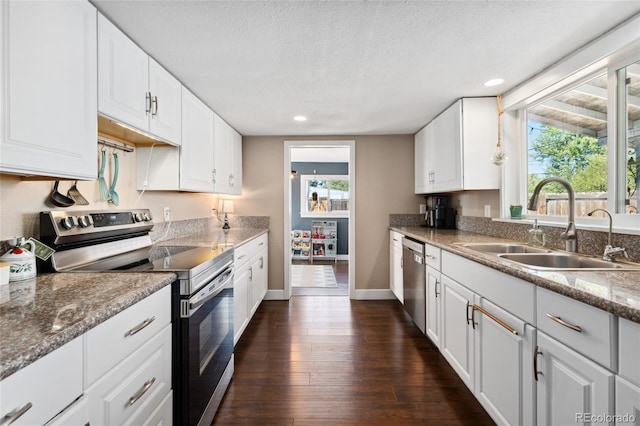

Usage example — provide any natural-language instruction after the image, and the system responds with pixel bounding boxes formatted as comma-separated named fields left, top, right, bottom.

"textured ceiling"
left=91, top=1, right=640, bottom=136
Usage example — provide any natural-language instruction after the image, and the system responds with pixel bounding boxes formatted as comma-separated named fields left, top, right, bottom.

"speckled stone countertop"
left=0, top=272, right=175, bottom=380
left=391, top=226, right=640, bottom=324
left=157, top=227, right=268, bottom=248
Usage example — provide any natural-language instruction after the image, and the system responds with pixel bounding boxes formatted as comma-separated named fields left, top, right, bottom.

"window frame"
left=515, top=52, right=640, bottom=234
left=299, top=174, right=350, bottom=218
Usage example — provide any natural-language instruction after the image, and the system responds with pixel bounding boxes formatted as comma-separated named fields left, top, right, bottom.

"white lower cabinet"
left=389, top=231, right=403, bottom=303
left=440, top=274, right=476, bottom=391
left=234, top=233, right=269, bottom=345
left=425, top=265, right=441, bottom=347
left=615, top=376, right=640, bottom=425
left=535, top=331, right=615, bottom=425
left=473, top=298, right=535, bottom=426
left=0, top=336, right=83, bottom=426
left=86, top=325, right=172, bottom=426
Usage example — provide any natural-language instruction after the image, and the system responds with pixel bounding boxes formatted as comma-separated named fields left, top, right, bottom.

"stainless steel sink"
left=457, top=242, right=551, bottom=254
left=497, top=253, right=640, bottom=270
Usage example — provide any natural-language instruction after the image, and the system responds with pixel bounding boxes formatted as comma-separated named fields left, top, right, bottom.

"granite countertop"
left=0, top=272, right=175, bottom=380
left=391, top=227, right=640, bottom=324
left=157, top=227, right=268, bottom=248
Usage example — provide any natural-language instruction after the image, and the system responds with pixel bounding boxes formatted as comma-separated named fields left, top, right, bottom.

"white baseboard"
left=352, top=289, right=396, bottom=300
left=264, top=289, right=287, bottom=300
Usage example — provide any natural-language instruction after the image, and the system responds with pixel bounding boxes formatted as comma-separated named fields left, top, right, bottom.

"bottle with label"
left=528, top=219, right=545, bottom=247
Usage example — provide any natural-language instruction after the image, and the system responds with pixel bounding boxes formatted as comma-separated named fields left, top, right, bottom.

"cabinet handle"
left=534, top=346, right=543, bottom=381
left=546, top=313, right=582, bottom=333
left=151, top=95, right=158, bottom=116
left=238, top=254, right=246, bottom=260
left=128, top=377, right=156, bottom=406
left=473, top=304, right=518, bottom=335
left=124, top=316, right=156, bottom=337
left=145, top=92, right=152, bottom=114
left=466, top=301, right=474, bottom=328
left=425, top=254, right=438, bottom=261
left=213, top=168, right=217, bottom=183
left=434, top=279, right=440, bottom=298
left=0, top=402, right=33, bottom=426
left=260, top=256, right=264, bottom=269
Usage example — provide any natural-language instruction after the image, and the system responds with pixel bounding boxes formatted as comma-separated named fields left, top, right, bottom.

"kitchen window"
left=522, top=55, right=639, bottom=227
left=299, top=174, right=349, bottom=218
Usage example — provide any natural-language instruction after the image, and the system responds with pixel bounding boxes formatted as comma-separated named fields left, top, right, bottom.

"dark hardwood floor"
left=213, top=292, right=496, bottom=425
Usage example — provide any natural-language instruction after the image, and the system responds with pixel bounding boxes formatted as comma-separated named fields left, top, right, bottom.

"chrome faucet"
left=527, top=177, right=577, bottom=252
left=587, top=208, right=628, bottom=261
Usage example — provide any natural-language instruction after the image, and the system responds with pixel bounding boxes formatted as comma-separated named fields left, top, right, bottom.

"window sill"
left=493, top=216, right=640, bottom=236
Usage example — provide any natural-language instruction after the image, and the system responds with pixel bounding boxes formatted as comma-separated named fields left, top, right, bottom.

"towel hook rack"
left=97, top=137, right=134, bottom=153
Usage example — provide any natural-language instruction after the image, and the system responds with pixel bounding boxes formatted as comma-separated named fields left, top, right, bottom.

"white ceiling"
left=91, top=1, right=640, bottom=136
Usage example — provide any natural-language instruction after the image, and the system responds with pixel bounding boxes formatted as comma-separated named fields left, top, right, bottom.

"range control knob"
left=77, top=215, right=92, bottom=228
left=134, top=213, right=144, bottom=222
left=60, top=216, right=77, bottom=230
left=143, top=212, right=152, bottom=222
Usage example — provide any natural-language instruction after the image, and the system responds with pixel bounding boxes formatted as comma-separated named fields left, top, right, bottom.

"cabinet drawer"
left=619, top=318, right=640, bottom=386
left=85, top=285, right=171, bottom=387
left=235, top=233, right=267, bottom=268
left=87, top=324, right=172, bottom=426
left=537, top=287, right=617, bottom=370
left=45, top=396, right=88, bottom=426
left=424, top=243, right=440, bottom=270
left=0, top=337, right=82, bottom=426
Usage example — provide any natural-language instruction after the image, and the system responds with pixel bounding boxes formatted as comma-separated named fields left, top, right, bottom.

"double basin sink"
left=455, top=242, right=640, bottom=271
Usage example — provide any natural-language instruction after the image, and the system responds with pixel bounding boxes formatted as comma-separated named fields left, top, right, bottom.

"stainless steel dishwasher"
left=402, top=237, right=426, bottom=334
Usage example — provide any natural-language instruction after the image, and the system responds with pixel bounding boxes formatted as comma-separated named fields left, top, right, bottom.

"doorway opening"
left=284, top=141, right=355, bottom=299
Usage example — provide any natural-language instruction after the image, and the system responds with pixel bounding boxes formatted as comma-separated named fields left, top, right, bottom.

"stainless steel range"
left=39, top=209, right=234, bottom=426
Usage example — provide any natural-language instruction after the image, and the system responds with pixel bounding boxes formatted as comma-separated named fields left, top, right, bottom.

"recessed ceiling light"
left=484, top=78, right=504, bottom=87
left=294, top=116, right=307, bottom=122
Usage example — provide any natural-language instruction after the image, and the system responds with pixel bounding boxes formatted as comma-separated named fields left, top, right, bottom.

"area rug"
left=291, top=265, right=338, bottom=288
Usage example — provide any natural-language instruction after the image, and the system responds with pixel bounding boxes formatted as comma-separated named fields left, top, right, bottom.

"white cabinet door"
left=474, top=299, right=535, bottom=426
left=249, top=249, right=267, bottom=318
left=1, top=0, right=97, bottom=179
left=440, top=274, right=476, bottom=391
left=180, top=87, right=214, bottom=192
left=425, top=265, right=441, bottom=348
left=234, top=265, right=250, bottom=345
left=229, top=124, right=243, bottom=194
left=213, top=113, right=242, bottom=195
left=98, top=13, right=149, bottom=132
left=431, top=100, right=462, bottom=192
left=536, top=332, right=615, bottom=426
left=414, top=124, right=431, bottom=194
left=213, top=113, right=233, bottom=194
left=148, top=58, right=182, bottom=145
left=615, top=376, right=640, bottom=425
left=390, top=240, right=403, bottom=303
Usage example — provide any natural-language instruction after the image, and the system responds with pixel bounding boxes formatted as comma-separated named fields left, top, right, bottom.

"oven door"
left=174, top=267, right=234, bottom=426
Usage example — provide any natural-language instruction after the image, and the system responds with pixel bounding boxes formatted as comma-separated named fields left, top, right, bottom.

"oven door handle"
left=189, top=268, right=234, bottom=311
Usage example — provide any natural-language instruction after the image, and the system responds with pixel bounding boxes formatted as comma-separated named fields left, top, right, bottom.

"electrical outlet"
left=163, top=207, right=171, bottom=222
left=419, top=204, right=427, bottom=214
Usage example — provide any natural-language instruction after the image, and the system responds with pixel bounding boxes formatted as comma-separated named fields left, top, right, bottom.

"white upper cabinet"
left=180, top=88, right=214, bottom=192
left=0, top=0, right=97, bottom=179
left=213, top=113, right=242, bottom=195
left=415, top=97, right=500, bottom=194
left=98, top=14, right=181, bottom=146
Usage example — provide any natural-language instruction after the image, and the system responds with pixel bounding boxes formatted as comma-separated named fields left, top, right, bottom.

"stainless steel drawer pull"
left=237, top=254, right=246, bottom=260
left=124, top=316, right=156, bottom=337
left=473, top=304, right=518, bottom=335
left=534, top=346, right=543, bottom=381
left=128, top=377, right=156, bottom=406
left=434, top=279, right=440, bottom=298
left=466, top=301, right=474, bottom=328
left=0, top=402, right=33, bottom=426
left=546, top=313, right=582, bottom=332
left=425, top=254, right=437, bottom=261
left=145, top=92, right=151, bottom=114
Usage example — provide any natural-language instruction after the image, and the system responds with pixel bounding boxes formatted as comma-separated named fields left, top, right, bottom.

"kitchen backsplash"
left=391, top=214, right=640, bottom=263
left=150, top=215, right=269, bottom=242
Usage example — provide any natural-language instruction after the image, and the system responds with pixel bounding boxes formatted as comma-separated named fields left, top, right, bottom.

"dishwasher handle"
left=402, top=237, right=425, bottom=255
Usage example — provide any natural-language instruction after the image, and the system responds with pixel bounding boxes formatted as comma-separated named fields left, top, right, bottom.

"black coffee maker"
left=424, top=195, right=456, bottom=229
